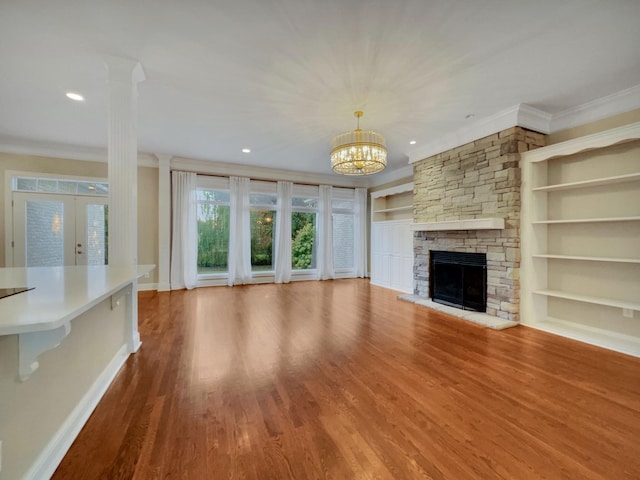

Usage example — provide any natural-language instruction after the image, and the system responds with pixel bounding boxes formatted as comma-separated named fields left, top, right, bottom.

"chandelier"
left=331, top=111, right=387, bottom=175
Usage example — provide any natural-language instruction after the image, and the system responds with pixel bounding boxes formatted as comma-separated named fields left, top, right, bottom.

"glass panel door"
left=75, top=197, right=108, bottom=266
left=12, top=192, right=108, bottom=267
left=12, top=192, right=75, bottom=267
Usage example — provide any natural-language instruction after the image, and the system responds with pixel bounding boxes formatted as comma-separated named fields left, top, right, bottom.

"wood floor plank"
left=53, top=279, right=640, bottom=479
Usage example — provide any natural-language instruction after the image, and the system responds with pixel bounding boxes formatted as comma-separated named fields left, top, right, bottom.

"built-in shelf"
left=534, top=289, right=640, bottom=311
left=411, top=217, right=504, bottom=231
left=532, top=254, right=640, bottom=264
left=521, top=122, right=640, bottom=357
left=532, top=172, right=640, bottom=192
left=533, top=216, right=640, bottom=225
left=370, top=182, right=414, bottom=293
left=373, top=205, right=413, bottom=214
left=528, top=317, right=640, bottom=357
left=525, top=121, right=640, bottom=163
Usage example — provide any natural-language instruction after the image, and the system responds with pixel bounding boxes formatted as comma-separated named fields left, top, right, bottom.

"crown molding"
left=170, top=156, right=367, bottom=188
left=0, top=135, right=158, bottom=167
left=408, top=104, right=551, bottom=164
left=549, top=84, right=640, bottom=133
left=0, top=135, right=107, bottom=162
left=367, top=164, right=414, bottom=188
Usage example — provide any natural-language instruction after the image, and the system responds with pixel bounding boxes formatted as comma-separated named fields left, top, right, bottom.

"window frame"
left=196, top=176, right=231, bottom=284
left=249, top=181, right=277, bottom=276
left=332, top=188, right=357, bottom=277
left=291, top=186, right=319, bottom=275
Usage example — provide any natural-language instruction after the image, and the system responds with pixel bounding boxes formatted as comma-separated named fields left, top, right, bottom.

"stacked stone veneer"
left=413, top=127, right=545, bottom=322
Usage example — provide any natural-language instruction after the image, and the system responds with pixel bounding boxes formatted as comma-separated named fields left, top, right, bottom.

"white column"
left=157, top=154, right=172, bottom=291
left=105, top=57, right=145, bottom=267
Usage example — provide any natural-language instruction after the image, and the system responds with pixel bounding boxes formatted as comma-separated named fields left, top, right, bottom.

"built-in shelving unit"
left=531, top=172, right=640, bottom=192
left=374, top=205, right=413, bottom=214
left=532, top=254, right=640, bottom=264
left=370, top=182, right=414, bottom=293
left=521, top=122, right=640, bottom=357
left=534, top=289, right=640, bottom=311
left=532, top=216, right=640, bottom=224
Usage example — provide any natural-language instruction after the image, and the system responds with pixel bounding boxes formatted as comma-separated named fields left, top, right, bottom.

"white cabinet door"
left=370, top=221, right=413, bottom=293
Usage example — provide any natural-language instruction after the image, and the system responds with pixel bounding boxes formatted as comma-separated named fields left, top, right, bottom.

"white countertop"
left=0, top=265, right=154, bottom=335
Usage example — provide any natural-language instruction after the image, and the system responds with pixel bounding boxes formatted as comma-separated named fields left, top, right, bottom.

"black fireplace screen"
left=430, top=251, right=487, bottom=312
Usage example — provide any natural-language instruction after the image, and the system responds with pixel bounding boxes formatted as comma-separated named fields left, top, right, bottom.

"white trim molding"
left=367, top=164, right=414, bottom=188
left=408, top=104, right=551, bottom=164
left=550, top=84, right=640, bottom=133
left=0, top=134, right=157, bottom=166
left=24, top=344, right=130, bottom=480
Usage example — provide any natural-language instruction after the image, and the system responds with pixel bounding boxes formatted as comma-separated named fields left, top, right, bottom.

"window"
left=193, top=177, right=361, bottom=284
left=332, top=190, right=356, bottom=271
left=197, top=186, right=230, bottom=275
left=14, top=176, right=108, bottom=196
left=250, top=189, right=277, bottom=271
left=292, top=196, right=318, bottom=270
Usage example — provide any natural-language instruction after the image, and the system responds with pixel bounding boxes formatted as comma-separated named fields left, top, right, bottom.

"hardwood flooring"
left=53, top=279, right=640, bottom=479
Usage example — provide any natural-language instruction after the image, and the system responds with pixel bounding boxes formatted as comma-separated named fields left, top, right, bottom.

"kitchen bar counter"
left=0, top=265, right=154, bottom=335
left=0, top=264, right=155, bottom=479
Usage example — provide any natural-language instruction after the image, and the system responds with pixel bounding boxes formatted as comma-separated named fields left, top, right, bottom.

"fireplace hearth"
left=430, top=251, right=486, bottom=312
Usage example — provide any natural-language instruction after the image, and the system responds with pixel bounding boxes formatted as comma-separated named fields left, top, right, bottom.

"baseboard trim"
left=137, top=282, right=158, bottom=291
left=23, top=343, right=130, bottom=480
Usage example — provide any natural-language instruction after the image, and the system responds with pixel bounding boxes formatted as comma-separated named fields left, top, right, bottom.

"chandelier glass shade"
left=331, top=111, right=387, bottom=175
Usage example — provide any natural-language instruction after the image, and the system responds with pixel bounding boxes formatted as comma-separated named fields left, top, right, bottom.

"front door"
left=12, top=192, right=108, bottom=267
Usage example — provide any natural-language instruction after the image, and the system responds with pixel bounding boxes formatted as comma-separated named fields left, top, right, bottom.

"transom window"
left=13, top=176, right=108, bottom=196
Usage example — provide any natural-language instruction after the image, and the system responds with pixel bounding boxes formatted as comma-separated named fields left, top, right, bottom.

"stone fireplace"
left=411, top=127, right=545, bottom=323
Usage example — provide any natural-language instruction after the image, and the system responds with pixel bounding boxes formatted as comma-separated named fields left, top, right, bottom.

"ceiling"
left=1, top=0, right=639, bottom=178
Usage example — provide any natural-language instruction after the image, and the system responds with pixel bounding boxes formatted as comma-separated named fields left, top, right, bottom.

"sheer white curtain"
left=228, top=176, right=252, bottom=285
left=354, top=187, right=367, bottom=278
left=170, top=171, right=198, bottom=290
left=317, top=185, right=335, bottom=280
left=274, top=181, right=292, bottom=283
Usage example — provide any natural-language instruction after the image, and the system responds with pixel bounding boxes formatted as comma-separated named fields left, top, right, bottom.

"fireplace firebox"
left=430, top=251, right=487, bottom=312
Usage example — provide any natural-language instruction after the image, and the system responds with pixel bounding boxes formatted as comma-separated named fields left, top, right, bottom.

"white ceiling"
left=1, top=0, right=639, bottom=177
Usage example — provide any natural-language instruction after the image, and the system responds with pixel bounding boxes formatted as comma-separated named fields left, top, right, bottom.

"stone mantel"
left=410, top=218, right=505, bottom=232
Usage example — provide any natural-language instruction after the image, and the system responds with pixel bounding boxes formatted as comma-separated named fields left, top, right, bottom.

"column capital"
left=104, top=56, right=146, bottom=86
left=156, top=154, right=173, bottom=168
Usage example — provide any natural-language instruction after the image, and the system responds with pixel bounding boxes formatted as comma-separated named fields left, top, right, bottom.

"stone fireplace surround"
left=407, top=126, right=545, bottom=324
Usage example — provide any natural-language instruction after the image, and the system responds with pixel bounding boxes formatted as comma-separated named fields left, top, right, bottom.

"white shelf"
left=373, top=205, right=413, bottom=214
left=524, top=317, right=640, bottom=358
left=521, top=122, right=640, bottom=163
left=532, top=254, right=640, bottom=264
left=370, top=182, right=413, bottom=198
left=532, top=172, right=640, bottom=192
left=534, top=289, right=640, bottom=311
left=533, top=216, right=640, bottom=225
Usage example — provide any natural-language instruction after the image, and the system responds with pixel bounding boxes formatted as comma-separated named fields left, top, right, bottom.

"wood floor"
left=53, top=279, right=640, bottom=479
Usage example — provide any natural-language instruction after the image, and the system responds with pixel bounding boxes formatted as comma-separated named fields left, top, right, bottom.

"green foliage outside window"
left=196, top=195, right=318, bottom=273
left=197, top=203, right=230, bottom=273
left=291, top=212, right=315, bottom=269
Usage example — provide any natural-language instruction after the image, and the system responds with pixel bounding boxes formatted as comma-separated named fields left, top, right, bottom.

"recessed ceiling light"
left=66, top=92, right=85, bottom=102
left=409, top=140, right=417, bottom=145
left=242, top=148, right=251, bottom=153
left=465, top=113, right=475, bottom=120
